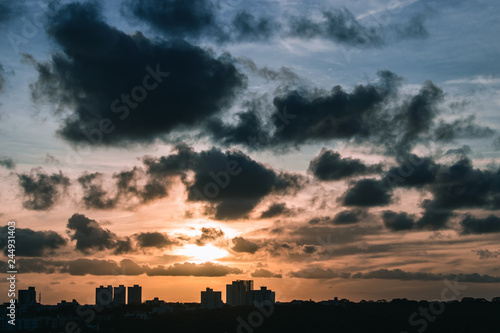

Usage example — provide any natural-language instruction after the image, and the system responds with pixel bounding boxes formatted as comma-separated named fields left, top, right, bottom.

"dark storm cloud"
left=251, top=269, right=282, bottom=278
left=472, top=249, right=500, bottom=259
left=288, top=224, right=381, bottom=247
left=392, top=81, right=443, bottom=155
left=195, top=227, right=224, bottom=246
left=60, top=259, right=134, bottom=276
left=144, top=145, right=305, bottom=219
left=135, top=232, right=176, bottom=248
left=332, top=209, right=367, bottom=225
left=427, top=158, right=498, bottom=210
left=231, top=237, right=260, bottom=254
left=0, top=226, right=66, bottom=256
left=260, top=202, right=292, bottom=219
left=383, top=155, right=439, bottom=188
left=382, top=211, right=416, bottom=231
left=121, top=0, right=222, bottom=39
left=290, top=267, right=350, bottom=279
left=382, top=204, right=453, bottom=232
left=207, top=68, right=489, bottom=155
left=288, top=8, right=429, bottom=47
left=0, top=0, right=25, bottom=24
left=288, top=267, right=500, bottom=283
left=236, top=57, right=302, bottom=84
left=434, top=115, right=495, bottom=142
left=17, top=258, right=242, bottom=276
left=78, top=172, right=117, bottom=210
left=67, top=213, right=118, bottom=253
left=269, top=71, right=401, bottom=147
left=308, top=216, right=333, bottom=225
left=114, top=237, right=133, bottom=255
left=78, top=167, right=169, bottom=210
left=0, top=156, right=15, bottom=169
left=17, top=258, right=64, bottom=274
left=30, top=1, right=246, bottom=146
left=113, top=167, right=169, bottom=204
left=147, top=262, right=243, bottom=277
left=231, top=11, right=279, bottom=42
left=17, top=169, right=70, bottom=210
left=341, top=179, right=392, bottom=207
left=308, top=149, right=382, bottom=181
left=416, top=201, right=453, bottom=230
left=122, top=0, right=430, bottom=46
left=460, top=215, right=500, bottom=235
left=352, top=269, right=500, bottom=283
left=289, top=8, right=384, bottom=47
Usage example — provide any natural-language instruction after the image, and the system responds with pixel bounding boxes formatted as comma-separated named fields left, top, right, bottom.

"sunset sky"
left=1, top=0, right=500, bottom=305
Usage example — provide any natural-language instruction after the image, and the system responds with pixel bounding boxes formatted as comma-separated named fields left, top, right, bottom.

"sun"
left=177, top=244, right=229, bottom=262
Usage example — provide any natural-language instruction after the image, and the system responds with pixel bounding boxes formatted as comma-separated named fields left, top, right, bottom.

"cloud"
left=289, top=267, right=500, bottom=283
left=147, top=262, right=242, bottom=277
left=30, top=1, right=246, bottom=146
left=428, top=158, right=499, bottom=210
left=121, top=1, right=428, bottom=46
left=382, top=204, right=453, bottom=232
left=332, top=209, right=368, bottom=225
left=0, top=63, right=5, bottom=92
left=382, top=211, right=416, bottom=231
left=113, top=237, right=133, bottom=255
left=17, top=257, right=242, bottom=277
left=144, top=145, right=305, bottom=219
left=0, top=1, right=25, bottom=24
left=236, top=57, right=302, bottom=84
left=195, top=227, right=224, bottom=246
left=231, top=11, right=279, bottom=42
left=289, top=8, right=385, bottom=47
left=78, top=172, right=117, bottom=209
left=383, top=155, right=439, bottom=189
left=340, top=179, right=392, bottom=207
left=135, top=232, right=176, bottom=249
left=78, top=168, right=169, bottom=210
left=290, top=267, right=351, bottom=279
left=434, top=115, right=495, bottom=142
left=308, top=149, right=382, bottom=181
left=231, top=237, right=260, bottom=254
left=66, top=213, right=118, bottom=253
left=0, top=226, right=67, bottom=256
left=251, top=269, right=282, bottom=278
left=472, top=249, right=500, bottom=259
left=288, top=8, right=430, bottom=47
left=17, top=169, right=70, bottom=210
left=122, top=0, right=222, bottom=39
left=352, top=269, right=500, bottom=283
left=0, top=156, right=15, bottom=169
left=260, top=202, right=292, bottom=219
left=206, top=69, right=488, bottom=155
left=460, top=215, right=500, bottom=235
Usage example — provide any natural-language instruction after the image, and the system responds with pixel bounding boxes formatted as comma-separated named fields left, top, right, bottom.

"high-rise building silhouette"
left=95, top=285, right=113, bottom=307
left=248, top=286, right=275, bottom=305
left=226, top=280, right=254, bottom=306
left=201, top=287, right=223, bottom=309
left=128, top=285, right=142, bottom=304
left=18, top=287, right=36, bottom=306
left=114, top=285, right=126, bottom=306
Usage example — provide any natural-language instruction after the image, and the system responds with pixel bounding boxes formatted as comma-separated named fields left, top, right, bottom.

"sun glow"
left=176, top=244, right=229, bottom=262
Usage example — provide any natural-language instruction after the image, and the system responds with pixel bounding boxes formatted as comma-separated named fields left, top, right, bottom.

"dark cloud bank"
left=28, top=1, right=470, bottom=154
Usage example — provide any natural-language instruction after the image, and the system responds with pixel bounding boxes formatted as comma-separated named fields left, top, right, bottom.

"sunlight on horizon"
left=175, top=244, right=229, bottom=262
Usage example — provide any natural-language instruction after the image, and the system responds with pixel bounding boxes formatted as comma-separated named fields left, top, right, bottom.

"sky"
left=0, top=0, right=500, bottom=305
